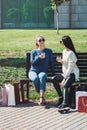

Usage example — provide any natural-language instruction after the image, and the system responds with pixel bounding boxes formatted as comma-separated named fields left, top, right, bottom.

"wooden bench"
left=20, top=52, right=87, bottom=102
left=26, top=52, right=87, bottom=82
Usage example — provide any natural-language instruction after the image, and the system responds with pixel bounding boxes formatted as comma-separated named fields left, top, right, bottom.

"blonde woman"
left=29, top=36, right=54, bottom=105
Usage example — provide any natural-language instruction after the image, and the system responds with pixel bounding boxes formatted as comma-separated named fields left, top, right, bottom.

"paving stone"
left=0, top=102, right=87, bottom=130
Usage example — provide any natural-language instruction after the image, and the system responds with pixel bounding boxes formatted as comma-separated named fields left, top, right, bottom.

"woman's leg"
left=29, top=71, right=40, bottom=93
left=69, top=85, right=75, bottom=108
left=38, top=72, right=47, bottom=104
left=53, top=75, right=63, bottom=97
left=53, top=75, right=64, bottom=106
left=63, top=73, right=75, bottom=105
left=38, top=72, right=47, bottom=92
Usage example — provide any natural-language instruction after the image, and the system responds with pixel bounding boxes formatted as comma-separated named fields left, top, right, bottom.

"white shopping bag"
left=5, top=84, right=16, bottom=106
left=76, top=91, right=87, bottom=110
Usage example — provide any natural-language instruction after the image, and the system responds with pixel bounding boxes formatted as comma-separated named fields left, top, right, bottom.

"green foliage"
left=44, top=6, right=52, bottom=19
left=0, top=57, right=26, bottom=84
left=51, top=0, right=70, bottom=7
left=29, top=87, right=58, bottom=100
left=6, top=8, right=19, bottom=22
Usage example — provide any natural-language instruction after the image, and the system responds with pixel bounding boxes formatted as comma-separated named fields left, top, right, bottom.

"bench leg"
left=21, top=84, right=24, bottom=103
left=13, top=82, right=20, bottom=105
left=20, top=79, right=30, bottom=103
left=26, top=82, right=29, bottom=100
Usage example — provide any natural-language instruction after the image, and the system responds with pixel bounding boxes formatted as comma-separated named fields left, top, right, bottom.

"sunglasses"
left=60, top=40, right=63, bottom=44
left=38, top=38, right=45, bottom=42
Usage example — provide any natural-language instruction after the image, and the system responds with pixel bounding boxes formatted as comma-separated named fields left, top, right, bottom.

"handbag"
left=78, top=96, right=87, bottom=113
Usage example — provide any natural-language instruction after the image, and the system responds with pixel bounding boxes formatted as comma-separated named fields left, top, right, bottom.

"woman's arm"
left=30, top=50, right=41, bottom=66
left=56, top=56, right=63, bottom=64
left=64, top=52, right=77, bottom=79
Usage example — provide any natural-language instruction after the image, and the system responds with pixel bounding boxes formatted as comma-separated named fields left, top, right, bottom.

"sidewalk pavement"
left=0, top=102, right=87, bottom=130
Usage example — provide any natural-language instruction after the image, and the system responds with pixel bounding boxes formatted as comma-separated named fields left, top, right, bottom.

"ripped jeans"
left=29, top=71, right=47, bottom=93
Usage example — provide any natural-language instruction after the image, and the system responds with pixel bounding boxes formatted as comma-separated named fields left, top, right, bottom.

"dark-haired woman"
left=29, top=35, right=54, bottom=105
left=53, top=36, right=79, bottom=110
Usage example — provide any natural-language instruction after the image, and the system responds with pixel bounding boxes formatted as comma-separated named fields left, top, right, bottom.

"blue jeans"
left=29, top=71, right=47, bottom=93
left=53, top=73, right=75, bottom=105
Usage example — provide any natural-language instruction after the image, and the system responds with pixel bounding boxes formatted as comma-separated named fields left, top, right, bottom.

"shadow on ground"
left=0, top=101, right=77, bottom=114
left=0, top=101, right=38, bottom=108
left=0, top=57, right=26, bottom=68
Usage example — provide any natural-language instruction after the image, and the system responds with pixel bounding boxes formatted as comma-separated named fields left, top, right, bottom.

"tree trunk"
left=56, top=6, right=59, bottom=35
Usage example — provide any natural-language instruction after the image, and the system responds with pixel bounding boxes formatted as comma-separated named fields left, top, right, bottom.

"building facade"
left=0, top=0, right=87, bottom=29
left=55, top=0, right=87, bottom=28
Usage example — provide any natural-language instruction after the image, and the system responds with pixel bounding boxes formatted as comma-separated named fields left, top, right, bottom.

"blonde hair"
left=36, top=35, right=45, bottom=48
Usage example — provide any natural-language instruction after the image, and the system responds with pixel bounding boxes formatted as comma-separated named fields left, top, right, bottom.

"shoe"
left=57, top=97, right=63, bottom=107
left=59, top=103, right=70, bottom=111
left=39, top=97, right=46, bottom=106
left=58, top=103, right=63, bottom=109
left=69, top=103, right=75, bottom=109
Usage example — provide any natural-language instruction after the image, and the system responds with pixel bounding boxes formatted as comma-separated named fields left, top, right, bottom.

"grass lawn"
left=0, top=29, right=87, bottom=56
left=0, top=29, right=87, bottom=100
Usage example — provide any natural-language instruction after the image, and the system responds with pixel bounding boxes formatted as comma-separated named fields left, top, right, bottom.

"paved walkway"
left=0, top=102, right=87, bottom=130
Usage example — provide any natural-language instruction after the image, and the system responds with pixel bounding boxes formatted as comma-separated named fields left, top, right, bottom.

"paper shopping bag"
left=78, top=96, right=87, bottom=113
left=1, top=87, right=8, bottom=106
left=5, top=84, right=16, bottom=106
left=76, top=91, right=87, bottom=110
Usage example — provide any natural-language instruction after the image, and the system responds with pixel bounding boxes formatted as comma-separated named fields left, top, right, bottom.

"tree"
left=51, top=0, right=70, bottom=34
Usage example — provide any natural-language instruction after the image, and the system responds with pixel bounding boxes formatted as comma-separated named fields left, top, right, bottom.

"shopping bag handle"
left=82, top=97, right=87, bottom=107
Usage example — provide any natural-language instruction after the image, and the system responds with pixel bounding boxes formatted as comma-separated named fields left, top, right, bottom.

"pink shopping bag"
left=1, top=87, right=8, bottom=106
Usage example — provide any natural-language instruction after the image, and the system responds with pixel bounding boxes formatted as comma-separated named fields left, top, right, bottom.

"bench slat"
left=26, top=52, right=87, bottom=83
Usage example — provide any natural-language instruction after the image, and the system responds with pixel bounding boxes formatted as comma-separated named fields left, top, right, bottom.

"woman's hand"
left=56, top=56, right=63, bottom=64
left=60, top=79, right=66, bottom=88
left=39, top=53, right=45, bottom=59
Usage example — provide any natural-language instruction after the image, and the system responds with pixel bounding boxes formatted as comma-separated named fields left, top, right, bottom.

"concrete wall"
left=0, top=0, right=1, bottom=29
left=54, top=0, right=87, bottom=28
left=71, top=0, right=87, bottom=28
left=54, top=1, right=70, bottom=28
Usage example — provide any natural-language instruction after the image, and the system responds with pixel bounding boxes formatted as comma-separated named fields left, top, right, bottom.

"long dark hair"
left=61, top=36, right=77, bottom=58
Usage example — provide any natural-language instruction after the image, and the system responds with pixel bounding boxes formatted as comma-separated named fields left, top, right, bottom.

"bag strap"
left=82, top=97, right=87, bottom=107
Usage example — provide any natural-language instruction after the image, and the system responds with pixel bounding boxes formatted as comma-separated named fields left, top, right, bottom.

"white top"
left=62, top=49, right=80, bottom=81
